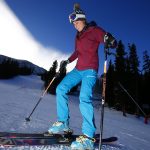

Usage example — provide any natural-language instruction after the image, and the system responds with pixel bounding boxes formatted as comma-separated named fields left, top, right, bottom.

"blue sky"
left=4, top=0, right=150, bottom=74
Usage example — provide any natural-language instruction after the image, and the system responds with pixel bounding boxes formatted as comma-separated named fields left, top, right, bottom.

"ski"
left=0, top=132, right=118, bottom=146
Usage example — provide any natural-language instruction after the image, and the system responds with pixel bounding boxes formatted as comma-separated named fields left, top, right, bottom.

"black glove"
left=60, top=60, right=69, bottom=68
left=59, top=60, right=70, bottom=73
left=104, top=33, right=117, bottom=49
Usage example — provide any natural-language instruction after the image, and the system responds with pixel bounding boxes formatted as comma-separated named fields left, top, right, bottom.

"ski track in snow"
left=0, top=144, right=128, bottom=150
left=0, top=75, right=150, bottom=150
left=0, top=146, right=127, bottom=150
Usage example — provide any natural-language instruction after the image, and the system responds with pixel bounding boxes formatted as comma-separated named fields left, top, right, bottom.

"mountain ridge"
left=0, top=54, right=47, bottom=75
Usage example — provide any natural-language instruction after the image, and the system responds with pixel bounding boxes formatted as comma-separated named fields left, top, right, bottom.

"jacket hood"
left=87, top=21, right=97, bottom=27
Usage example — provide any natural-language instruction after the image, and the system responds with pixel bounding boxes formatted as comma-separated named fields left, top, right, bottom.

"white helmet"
left=69, top=3, right=86, bottom=23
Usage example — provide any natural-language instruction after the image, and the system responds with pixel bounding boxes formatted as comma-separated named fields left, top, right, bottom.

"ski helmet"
left=69, top=3, right=86, bottom=23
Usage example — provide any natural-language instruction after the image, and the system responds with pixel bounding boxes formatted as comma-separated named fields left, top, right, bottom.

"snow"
left=0, top=75, right=150, bottom=150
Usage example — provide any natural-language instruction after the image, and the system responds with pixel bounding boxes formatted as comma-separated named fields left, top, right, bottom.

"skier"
left=48, top=3, right=117, bottom=150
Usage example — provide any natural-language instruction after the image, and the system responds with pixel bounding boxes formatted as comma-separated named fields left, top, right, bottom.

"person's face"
left=73, top=20, right=86, bottom=32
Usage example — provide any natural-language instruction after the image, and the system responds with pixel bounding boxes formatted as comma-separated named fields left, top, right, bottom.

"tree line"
left=105, top=40, right=150, bottom=116
left=0, top=59, right=33, bottom=79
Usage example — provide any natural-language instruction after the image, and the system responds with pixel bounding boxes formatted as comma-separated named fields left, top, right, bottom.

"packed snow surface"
left=0, top=75, right=150, bottom=150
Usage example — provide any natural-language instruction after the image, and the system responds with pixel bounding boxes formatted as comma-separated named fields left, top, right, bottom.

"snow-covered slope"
left=0, top=76, right=150, bottom=150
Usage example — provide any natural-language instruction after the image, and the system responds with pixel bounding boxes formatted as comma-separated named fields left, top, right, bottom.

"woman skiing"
left=48, top=3, right=117, bottom=149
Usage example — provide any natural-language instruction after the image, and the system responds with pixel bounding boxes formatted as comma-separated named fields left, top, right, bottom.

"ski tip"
left=102, top=136, right=118, bottom=143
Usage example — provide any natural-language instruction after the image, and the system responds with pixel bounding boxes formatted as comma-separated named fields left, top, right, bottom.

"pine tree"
left=143, top=50, right=150, bottom=75
left=43, top=60, right=58, bottom=92
left=128, top=43, right=140, bottom=115
left=106, top=60, right=115, bottom=107
left=142, top=50, right=150, bottom=114
left=128, top=44, right=139, bottom=75
left=114, top=40, right=128, bottom=116
left=115, top=40, right=126, bottom=80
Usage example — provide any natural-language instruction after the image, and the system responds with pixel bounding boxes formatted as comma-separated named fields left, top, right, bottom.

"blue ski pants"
left=56, top=68, right=97, bottom=138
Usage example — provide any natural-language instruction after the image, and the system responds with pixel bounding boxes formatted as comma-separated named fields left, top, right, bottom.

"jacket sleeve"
left=68, top=38, right=78, bottom=63
left=68, top=50, right=78, bottom=63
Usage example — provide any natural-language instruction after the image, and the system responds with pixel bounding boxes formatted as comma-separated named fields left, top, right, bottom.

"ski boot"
left=71, top=135, right=95, bottom=150
left=44, top=121, right=73, bottom=142
left=46, top=121, right=73, bottom=135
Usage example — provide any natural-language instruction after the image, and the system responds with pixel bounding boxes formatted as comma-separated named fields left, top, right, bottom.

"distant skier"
left=48, top=3, right=117, bottom=149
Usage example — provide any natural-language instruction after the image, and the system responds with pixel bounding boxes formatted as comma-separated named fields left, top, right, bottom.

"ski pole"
left=25, top=75, right=57, bottom=122
left=99, top=46, right=108, bottom=150
left=118, top=82, right=146, bottom=117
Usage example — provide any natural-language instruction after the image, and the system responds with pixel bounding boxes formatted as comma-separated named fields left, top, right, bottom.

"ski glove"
left=58, top=60, right=70, bottom=73
left=60, top=60, right=70, bottom=68
left=104, top=33, right=117, bottom=49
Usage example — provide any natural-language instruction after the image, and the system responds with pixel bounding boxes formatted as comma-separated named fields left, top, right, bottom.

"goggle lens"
left=70, top=14, right=76, bottom=20
left=69, top=13, right=77, bottom=23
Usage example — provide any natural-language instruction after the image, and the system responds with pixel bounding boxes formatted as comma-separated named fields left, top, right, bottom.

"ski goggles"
left=69, top=13, right=86, bottom=23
